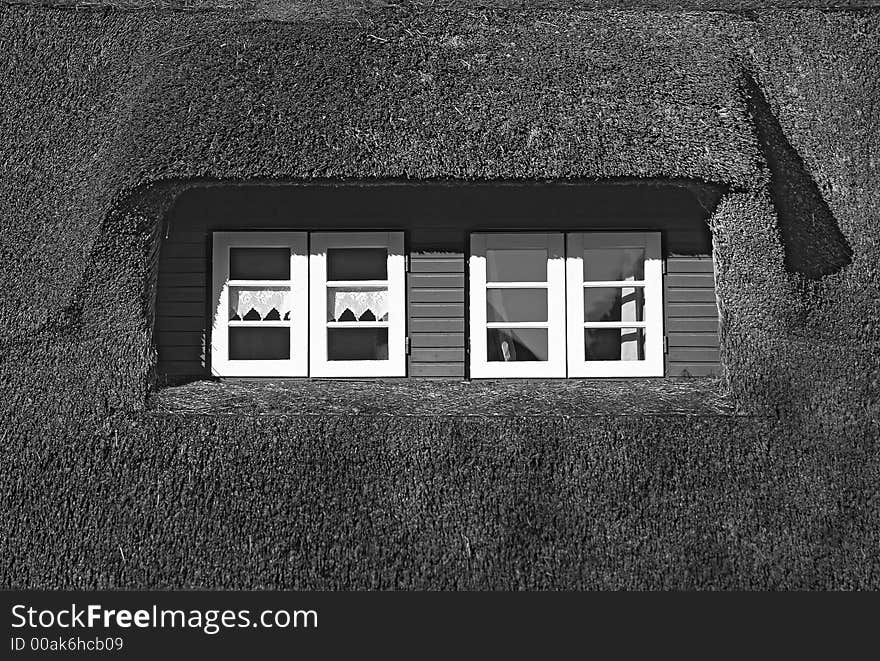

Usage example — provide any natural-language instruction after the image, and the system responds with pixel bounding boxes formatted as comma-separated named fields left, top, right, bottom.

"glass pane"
left=584, top=287, right=644, bottom=323
left=229, top=247, right=290, bottom=280
left=584, top=247, right=645, bottom=281
left=487, top=328, right=548, bottom=362
left=327, top=248, right=387, bottom=281
left=486, top=248, right=547, bottom=282
left=328, top=286, right=389, bottom=322
left=585, top=328, right=645, bottom=361
left=229, top=287, right=291, bottom=321
left=229, top=327, right=290, bottom=360
left=486, top=289, right=547, bottom=323
left=328, top=328, right=389, bottom=360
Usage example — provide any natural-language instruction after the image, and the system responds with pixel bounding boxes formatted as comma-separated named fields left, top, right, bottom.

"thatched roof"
left=2, top=0, right=879, bottom=591
left=0, top=0, right=877, bottom=414
left=5, top=1, right=880, bottom=13
left=5, top=1, right=880, bottom=25
left=0, top=3, right=774, bottom=331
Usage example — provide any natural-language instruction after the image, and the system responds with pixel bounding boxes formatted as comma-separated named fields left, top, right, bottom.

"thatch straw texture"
left=1, top=2, right=878, bottom=588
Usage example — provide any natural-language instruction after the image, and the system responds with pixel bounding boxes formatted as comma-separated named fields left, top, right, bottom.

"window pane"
left=229, top=287, right=291, bottom=321
left=585, top=328, right=645, bottom=361
left=486, top=248, right=547, bottom=282
left=584, top=287, right=644, bottom=322
left=328, top=286, right=389, bottom=322
left=487, top=328, right=548, bottom=362
left=327, top=248, right=388, bottom=281
left=327, top=328, right=389, bottom=361
left=229, top=247, right=290, bottom=280
left=487, top=288, right=547, bottom=323
left=584, top=247, right=645, bottom=281
left=229, top=327, right=290, bottom=360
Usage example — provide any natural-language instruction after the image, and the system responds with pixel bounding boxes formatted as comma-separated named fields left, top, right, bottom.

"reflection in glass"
left=229, top=248, right=290, bottom=280
left=327, top=287, right=389, bottom=322
left=328, top=328, right=389, bottom=360
left=585, top=328, right=645, bottom=361
left=487, top=289, right=547, bottom=323
left=584, top=248, right=644, bottom=281
left=229, top=327, right=290, bottom=360
left=229, top=287, right=291, bottom=321
left=327, top=248, right=388, bottom=281
left=487, top=328, right=548, bottom=362
left=584, top=287, right=644, bottom=323
left=486, top=248, right=548, bottom=282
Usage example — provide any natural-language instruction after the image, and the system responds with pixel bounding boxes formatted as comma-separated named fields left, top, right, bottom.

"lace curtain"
left=331, top=289, right=389, bottom=322
left=229, top=289, right=291, bottom=321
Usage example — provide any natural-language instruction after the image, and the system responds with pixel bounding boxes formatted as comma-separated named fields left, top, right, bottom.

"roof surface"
left=1, top=1, right=878, bottom=363
left=4, top=0, right=880, bottom=13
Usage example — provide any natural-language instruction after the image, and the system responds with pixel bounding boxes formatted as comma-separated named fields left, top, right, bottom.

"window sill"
left=149, top=378, right=744, bottom=417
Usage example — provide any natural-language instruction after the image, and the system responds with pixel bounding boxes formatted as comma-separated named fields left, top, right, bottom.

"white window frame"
left=469, top=233, right=567, bottom=378
left=309, top=231, right=406, bottom=377
left=565, top=232, right=664, bottom=377
left=211, top=231, right=309, bottom=377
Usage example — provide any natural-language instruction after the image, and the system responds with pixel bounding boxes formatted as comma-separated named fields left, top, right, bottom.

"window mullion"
left=583, top=321, right=648, bottom=329
left=227, top=279, right=293, bottom=287
left=485, top=281, right=550, bottom=289
left=485, top=321, right=551, bottom=329
left=582, top=280, right=646, bottom=288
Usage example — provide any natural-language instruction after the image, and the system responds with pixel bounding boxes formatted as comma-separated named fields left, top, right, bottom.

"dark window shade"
left=327, top=328, right=389, bottom=361
left=229, top=327, right=290, bottom=360
left=327, top=248, right=387, bottom=281
left=230, top=247, right=290, bottom=280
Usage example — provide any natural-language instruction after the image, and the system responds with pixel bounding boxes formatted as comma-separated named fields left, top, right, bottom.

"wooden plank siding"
left=407, top=226, right=468, bottom=377
left=155, top=238, right=210, bottom=382
left=664, top=256, right=721, bottom=377
left=154, top=184, right=723, bottom=382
